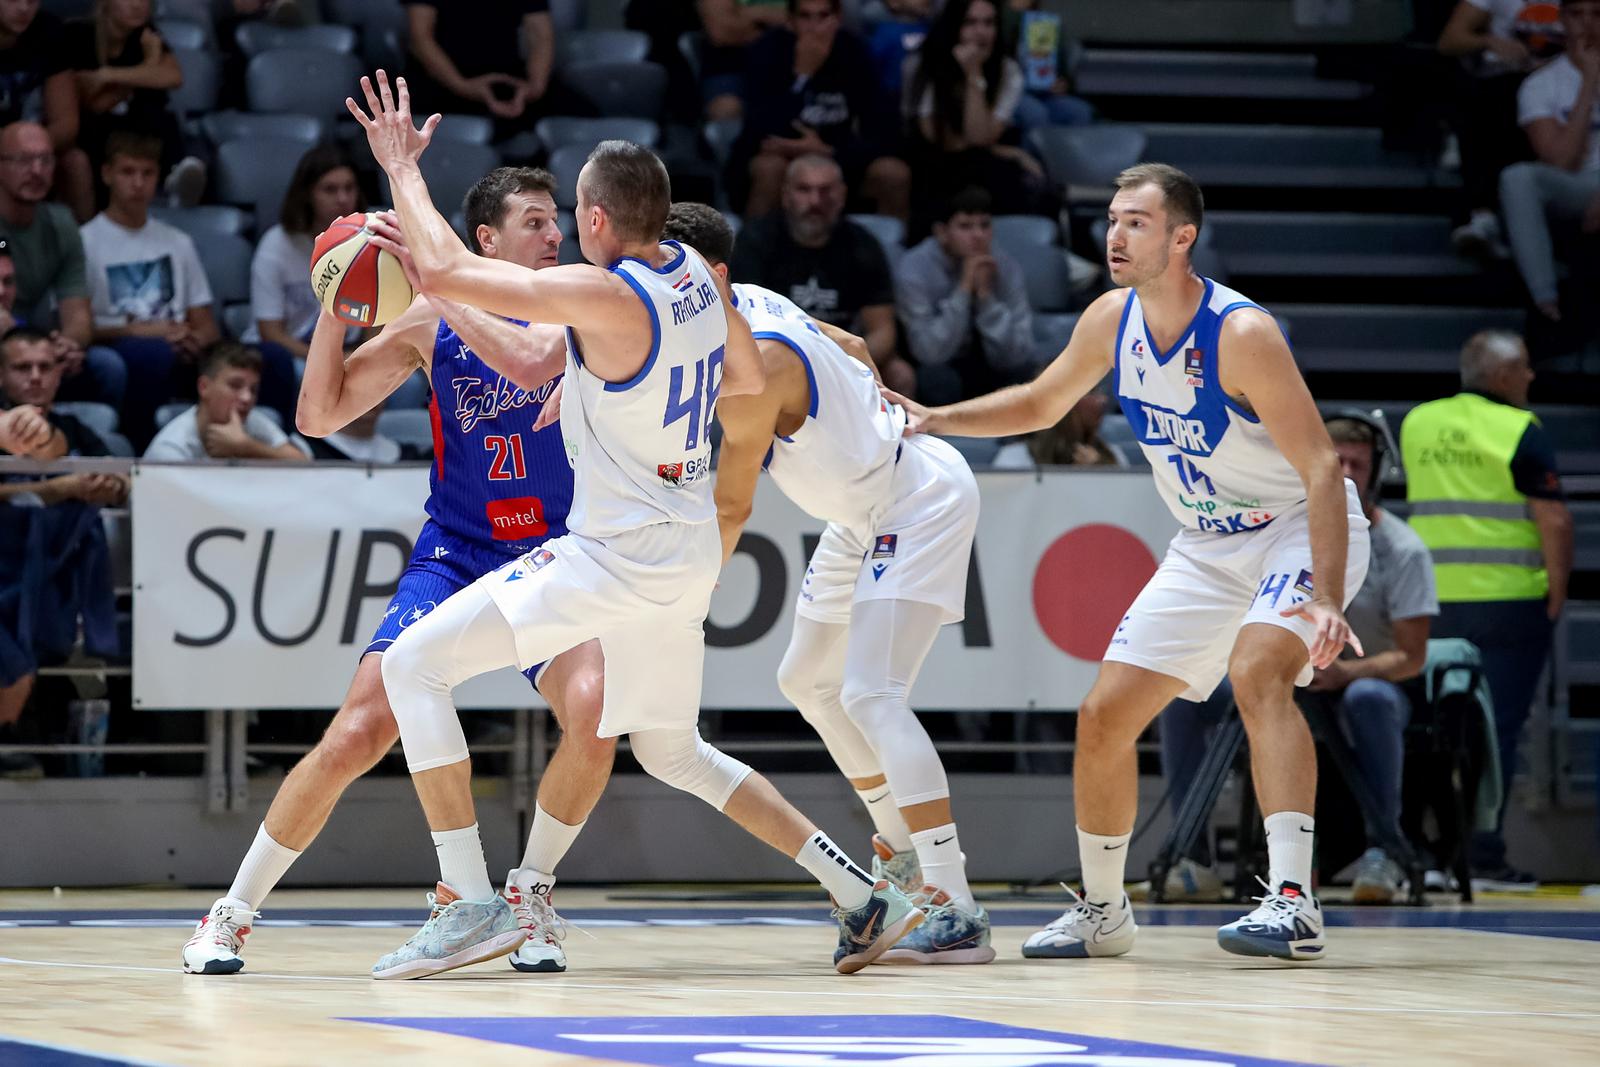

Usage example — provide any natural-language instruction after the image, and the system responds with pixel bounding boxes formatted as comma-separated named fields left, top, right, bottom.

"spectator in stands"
left=0, top=325, right=124, bottom=779
left=1401, top=330, right=1573, bottom=889
left=895, top=186, right=1032, bottom=405
left=1304, top=414, right=1438, bottom=904
left=305, top=399, right=415, bottom=463
left=903, top=0, right=1048, bottom=233
left=696, top=0, right=792, bottom=121
left=729, top=153, right=914, bottom=392
left=64, top=0, right=205, bottom=211
left=1003, top=0, right=1093, bottom=132
left=1436, top=0, right=1556, bottom=256
left=731, top=0, right=910, bottom=220
left=0, top=122, right=124, bottom=418
left=992, top=390, right=1126, bottom=468
left=0, top=0, right=93, bottom=219
left=1499, top=0, right=1600, bottom=322
left=404, top=0, right=553, bottom=134
left=144, top=341, right=306, bottom=461
left=81, top=131, right=219, bottom=450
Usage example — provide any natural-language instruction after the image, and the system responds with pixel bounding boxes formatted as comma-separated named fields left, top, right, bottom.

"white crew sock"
left=432, top=823, right=495, bottom=901
left=519, top=803, right=585, bottom=876
left=855, top=786, right=913, bottom=852
left=1264, top=811, right=1316, bottom=890
left=1077, top=826, right=1131, bottom=907
left=225, top=823, right=302, bottom=911
left=794, top=830, right=874, bottom=910
left=910, top=823, right=974, bottom=911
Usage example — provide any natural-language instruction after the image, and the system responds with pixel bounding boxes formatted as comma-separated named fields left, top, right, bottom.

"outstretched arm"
left=297, top=298, right=432, bottom=437
left=428, top=297, right=568, bottom=394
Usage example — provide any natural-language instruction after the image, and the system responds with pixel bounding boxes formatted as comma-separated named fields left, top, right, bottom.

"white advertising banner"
left=132, top=463, right=1178, bottom=711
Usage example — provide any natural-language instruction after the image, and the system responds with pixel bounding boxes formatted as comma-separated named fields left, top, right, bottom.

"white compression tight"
left=777, top=599, right=949, bottom=806
left=629, top=728, right=753, bottom=810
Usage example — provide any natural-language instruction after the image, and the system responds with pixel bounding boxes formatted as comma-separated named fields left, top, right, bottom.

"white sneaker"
left=1020, top=885, right=1136, bottom=959
left=1162, top=857, right=1225, bottom=902
left=1217, top=878, right=1325, bottom=961
left=505, top=869, right=568, bottom=973
left=1351, top=847, right=1406, bottom=905
left=181, top=897, right=258, bottom=974
left=1452, top=210, right=1508, bottom=259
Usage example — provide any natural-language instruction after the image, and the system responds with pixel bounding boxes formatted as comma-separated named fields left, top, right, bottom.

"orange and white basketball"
left=310, top=211, right=414, bottom=327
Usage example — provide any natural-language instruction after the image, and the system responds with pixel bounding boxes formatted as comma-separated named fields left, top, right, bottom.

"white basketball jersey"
left=733, top=283, right=905, bottom=529
left=1114, top=278, right=1305, bottom=535
left=561, top=242, right=728, bottom=539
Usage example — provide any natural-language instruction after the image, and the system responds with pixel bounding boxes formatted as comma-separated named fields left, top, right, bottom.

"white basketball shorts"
left=796, top=434, right=980, bottom=626
left=481, top=519, right=721, bottom=737
left=1104, top=479, right=1372, bottom=702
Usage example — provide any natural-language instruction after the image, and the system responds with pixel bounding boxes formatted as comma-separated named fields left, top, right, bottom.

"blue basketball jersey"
left=423, top=316, right=573, bottom=551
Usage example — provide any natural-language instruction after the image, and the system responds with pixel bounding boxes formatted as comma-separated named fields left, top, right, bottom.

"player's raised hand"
left=346, top=71, right=440, bottom=174
left=881, top=386, right=933, bottom=436
left=1280, top=595, right=1362, bottom=670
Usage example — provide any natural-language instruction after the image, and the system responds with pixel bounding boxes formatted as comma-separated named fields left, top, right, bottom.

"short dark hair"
left=1114, top=162, right=1204, bottom=242
left=936, top=186, right=993, bottom=225
left=280, top=143, right=363, bottom=235
left=0, top=324, right=49, bottom=362
left=1324, top=417, right=1377, bottom=449
left=103, top=130, right=163, bottom=167
left=462, top=166, right=558, bottom=254
left=662, top=202, right=734, bottom=266
left=579, top=140, right=670, bottom=244
left=199, top=342, right=263, bottom=379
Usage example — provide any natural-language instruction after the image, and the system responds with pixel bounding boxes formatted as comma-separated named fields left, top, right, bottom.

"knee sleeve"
left=778, top=619, right=881, bottom=781
left=838, top=600, right=950, bottom=806
left=630, top=728, right=753, bottom=811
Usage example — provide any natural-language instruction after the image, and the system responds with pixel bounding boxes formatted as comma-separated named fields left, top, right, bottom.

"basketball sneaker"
left=1162, top=858, right=1225, bottom=903
left=831, top=879, right=925, bottom=974
left=505, top=869, right=568, bottom=974
left=870, top=834, right=923, bottom=896
left=1350, top=847, right=1406, bottom=905
left=1217, top=879, right=1326, bottom=961
left=371, top=882, right=524, bottom=980
left=181, top=898, right=258, bottom=975
left=1020, top=885, right=1137, bottom=959
left=876, top=887, right=995, bottom=965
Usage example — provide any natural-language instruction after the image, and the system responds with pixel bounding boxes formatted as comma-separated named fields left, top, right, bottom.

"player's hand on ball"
left=365, top=210, right=424, bottom=293
left=346, top=70, right=440, bottom=173
left=881, top=387, right=932, bottom=436
left=1281, top=595, right=1362, bottom=669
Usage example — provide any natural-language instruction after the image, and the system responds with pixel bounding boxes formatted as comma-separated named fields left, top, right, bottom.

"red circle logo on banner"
left=1033, top=524, right=1159, bottom=660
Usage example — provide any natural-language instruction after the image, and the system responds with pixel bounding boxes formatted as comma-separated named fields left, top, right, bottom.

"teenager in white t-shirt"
left=1499, top=0, right=1600, bottom=321
left=143, top=342, right=307, bottom=462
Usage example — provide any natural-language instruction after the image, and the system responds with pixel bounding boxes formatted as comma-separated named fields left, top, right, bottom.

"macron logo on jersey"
left=1140, top=404, right=1211, bottom=452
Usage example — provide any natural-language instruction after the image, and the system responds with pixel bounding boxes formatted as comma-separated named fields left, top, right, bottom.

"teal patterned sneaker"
left=877, top=887, right=996, bottom=965
left=371, top=882, right=525, bottom=980
left=870, top=834, right=923, bottom=896
left=832, top=879, right=925, bottom=974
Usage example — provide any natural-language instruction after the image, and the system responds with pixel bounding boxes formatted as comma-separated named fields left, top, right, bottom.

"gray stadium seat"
left=992, top=215, right=1057, bottom=250
left=1029, top=124, right=1148, bottom=191
left=169, top=48, right=220, bottom=115
left=1139, top=123, right=1450, bottom=191
left=1031, top=311, right=1079, bottom=363
left=1075, top=50, right=1370, bottom=104
left=215, top=137, right=308, bottom=227
left=548, top=144, right=588, bottom=210
left=678, top=30, right=706, bottom=82
left=155, top=17, right=209, bottom=50
left=380, top=143, right=502, bottom=218
left=1100, top=414, right=1136, bottom=451
left=200, top=110, right=326, bottom=149
left=432, top=115, right=495, bottom=145
left=53, top=402, right=118, bottom=437
left=247, top=48, right=365, bottom=123
left=221, top=303, right=254, bottom=340
left=847, top=214, right=904, bottom=266
left=154, top=402, right=189, bottom=430
left=236, top=22, right=358, bottom=56
left=557, top=29, right=650, bottom=66
left=535, top=117, right=661, bottom=152
left=549, top=0, right=585, bottom=31
left=1203, top=211, right=1472, bottom=280
left=376, top=409, right=434, bottom=455
left=101, top=432, right=135, bottom=458
left=557, top=60, right=669, bottom=119
left=151, top=205, right=253, bottom=240
left=557, top=209, right=576, bottom=239
left=1009, top=243, right=1076, bottom=312
left=701, top=116, right=742, bottom=169
left=1270, top=304, right=1521, bottom=373
left=193, top=232, right=254, bottom=305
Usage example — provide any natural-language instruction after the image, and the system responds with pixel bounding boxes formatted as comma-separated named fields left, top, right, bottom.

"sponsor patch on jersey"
left=1293, top=569, right=1314, bottom=597
left=871, top=534, right=898, bottom=559
left=504, top=547, right=556, bottom=582
left=486, top=497, right=548, bottom=542
left=1131, top=338, right=1145, bottom=358
left=657, top=455, right=709, bottom=488
left=1184, top=347, right=1204, bottom=380
left=398, top=601, right=436, bottom=628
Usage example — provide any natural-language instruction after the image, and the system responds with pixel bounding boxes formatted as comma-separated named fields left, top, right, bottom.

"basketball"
left=310, top=211, right=414, bottom=327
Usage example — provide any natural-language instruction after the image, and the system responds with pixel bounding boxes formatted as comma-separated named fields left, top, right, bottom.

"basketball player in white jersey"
left=349, top=72, right=921, bottom=979
left=663, top=203, right=991, bottom=965
left=890, top=163, right=1371, bottom=962
left=180, top=168, right=599, bottom=978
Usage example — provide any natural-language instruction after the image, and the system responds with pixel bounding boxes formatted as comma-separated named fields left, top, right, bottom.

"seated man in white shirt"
left=144, top=342, right=307, bottom=462
left=1499, top=0, right=1600, bottom=322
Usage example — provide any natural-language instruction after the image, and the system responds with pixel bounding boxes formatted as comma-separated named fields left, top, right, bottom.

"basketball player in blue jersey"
left=891, top=163, right=1371, bottom=962
left=181, top=167, right=610, bottom=977
left=349, top=71, right=922, bottom=980
left=662, top=203, right=992, bottom=967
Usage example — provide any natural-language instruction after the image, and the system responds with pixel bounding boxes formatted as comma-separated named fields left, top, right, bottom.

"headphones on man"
left=1322, top=407, right=1400, bottom=496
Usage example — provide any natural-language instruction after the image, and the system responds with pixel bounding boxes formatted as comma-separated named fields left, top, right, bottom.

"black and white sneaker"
left=1217, top=879, right=1325, bottom=961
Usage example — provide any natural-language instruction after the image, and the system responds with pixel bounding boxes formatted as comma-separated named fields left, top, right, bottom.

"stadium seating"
left=847, top=214, right=905, bottom=266
left=52, top=402, right=118, bottom=439
left=235, top=22, right=359, bottom=58
left=431, top=115, right=496, bottom=146
left=150, top=205, right=253, bottom=240
left=200, top=110, right=327, bottom=152
left=548, top=145, right=588, bottom=211
left=380, top=143, right=503, bottom=219
left=154, top=17, right=209, bottom=50
left=376, top=409, right=435, bottom=456
left=535, top=117, right=661, bottom=152
left=215, top=137, right=311, bottom=224
left=168, top=48, right=221, bottom=116
left=1140, top=124, right=1455, bottom=191
left=246, top=48, right=366, bottom=124
left=1029, top=124, right=1148, bottom=194
left=192, top=232, right=255, bottom=307
left=557, top=60, right=669, bottom=120
left=1010, top=243, right=1077, bottom=313
left=556, top=29, right=651, bottom=67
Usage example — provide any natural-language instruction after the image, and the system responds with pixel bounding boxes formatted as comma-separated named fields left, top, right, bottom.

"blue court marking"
left=3, top=908, right=1598, bottom=941
left=0, top=1037, right=167, bottom=1066
left=343, top=1014, right=1328, bottom=1067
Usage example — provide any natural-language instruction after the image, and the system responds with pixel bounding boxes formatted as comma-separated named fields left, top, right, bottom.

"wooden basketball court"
left=2, top=886, right=1597, bottom=1065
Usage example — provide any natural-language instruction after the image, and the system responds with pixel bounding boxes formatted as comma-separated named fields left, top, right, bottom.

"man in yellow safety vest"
left=1401, top=330, right=1573, bottom=891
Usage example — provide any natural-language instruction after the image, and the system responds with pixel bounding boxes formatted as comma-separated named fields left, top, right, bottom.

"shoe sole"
left=509, top=957, right=567, bottom=973
left=372, top=928, right=527, bottom=980
left=1020, top=934, right=1135, bottom=960
left=876, top=945, right=996, bottom=965
left=182, top=956, right=244, bottom=975
left=1351, top=882, right=1398, bottom=905
left=1216, top=929, right=1326, bottom=961
left=834, top=908, right=925, bottom=975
